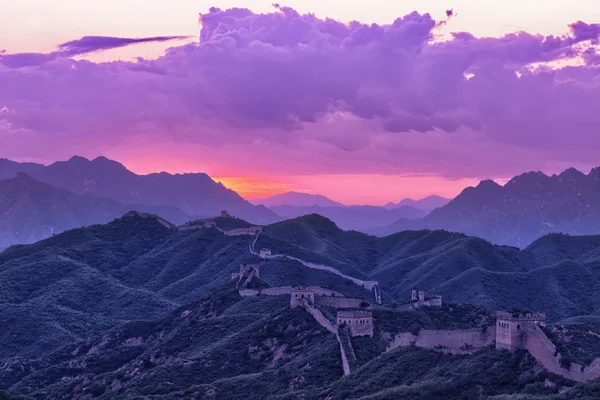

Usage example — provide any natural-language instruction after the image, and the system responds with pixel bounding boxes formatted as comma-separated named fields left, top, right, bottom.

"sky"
left=1, top=1, right=600, bottom=204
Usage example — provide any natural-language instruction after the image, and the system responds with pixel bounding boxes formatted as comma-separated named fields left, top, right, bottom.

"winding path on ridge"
left=249, top=231, right=382, bottom=303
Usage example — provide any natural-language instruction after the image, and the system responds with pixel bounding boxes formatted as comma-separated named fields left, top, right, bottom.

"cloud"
left=1, top=6, right=600, bottom=181
left=0, top=35, right=189, bottom=67
left=57, top=35, right=191, bottom=56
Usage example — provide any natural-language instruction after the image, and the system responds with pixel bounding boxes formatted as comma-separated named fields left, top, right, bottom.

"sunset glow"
left=2, top=1, right=600, bottom=204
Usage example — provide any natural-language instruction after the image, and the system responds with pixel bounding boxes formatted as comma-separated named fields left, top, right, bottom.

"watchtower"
left=259, top=248, right=272, bottom=258
left=290, top=289, right=315, bottom=308
left=495, top=311, right=546, bottom=351
left=337, top=310, right=373, bottom=337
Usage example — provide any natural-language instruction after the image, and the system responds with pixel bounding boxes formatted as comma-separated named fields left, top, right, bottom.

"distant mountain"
left=253, top=191, right=344, bottom=208
left=384, top=195, right=451, bottom=211
left=370, top=167, right=600, bottom=247
left=0, top=156, right=279, bottom=224
left=3, top=212, right=600, bottom=360
left=0, top=173, right=193, bottom=249
left=270, top=204, right=427, bottom=231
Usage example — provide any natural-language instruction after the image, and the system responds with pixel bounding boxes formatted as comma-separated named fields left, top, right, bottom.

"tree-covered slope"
left=3, top=284, right=599, bottom=400
left=4, top=212, right=600, bottom=361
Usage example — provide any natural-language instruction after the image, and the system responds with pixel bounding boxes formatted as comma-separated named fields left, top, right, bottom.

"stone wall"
left=337, top=327, right=357, bottom=376
left=521, top=323, right=600, bottom=383
left=315, top=297, right=366, bottom=309
left=224, top=226, right=263, bottom=236
left=388, top=327, right=496, bottom=353
left=238, top=286, right=344, bottom=298
left=302, top=303, right=337, bottom=334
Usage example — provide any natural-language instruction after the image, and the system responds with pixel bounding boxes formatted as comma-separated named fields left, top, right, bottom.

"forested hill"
left=2, top=282, right=600, bottom=400
left=2, top=213, right=600, bottom=360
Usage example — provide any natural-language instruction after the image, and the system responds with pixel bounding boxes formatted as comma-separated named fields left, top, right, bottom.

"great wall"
left=195, top=212, right=600, bottom=382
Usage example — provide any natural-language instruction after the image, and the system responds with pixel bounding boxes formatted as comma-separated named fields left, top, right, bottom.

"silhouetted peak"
left=67, top=155, right=91, bottom=164
left=91, top=156, right=128, bottom=171
left=505, top=171, right=549, bottom=187
left=476, top=179, right=502, bottom=189
left=589, top=166, right=600, bottom=179
left=558, top=167, right=585, bottom=179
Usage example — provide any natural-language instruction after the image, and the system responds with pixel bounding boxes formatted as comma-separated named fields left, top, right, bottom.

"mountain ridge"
left=368, top=166, right=600, bottom=247
left=0, top=156, right=279, bottom=225
left=0, top=173, right=193, bottom=250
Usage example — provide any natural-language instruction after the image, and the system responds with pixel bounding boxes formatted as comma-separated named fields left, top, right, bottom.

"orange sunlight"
left=213, top=176, right=295, bottom=200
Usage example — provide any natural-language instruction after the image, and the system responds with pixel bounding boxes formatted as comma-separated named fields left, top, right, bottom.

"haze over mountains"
left=0, top=173, right=193, bottom=250
left=4, top=156, right=600, bottom=250
left=370, top=167, right=600, bottom=247
left=253, top=191, right=345, bottom=208
left=254, top=192, right=441, bottom=231
left=384, top=195, right=451, bottom=210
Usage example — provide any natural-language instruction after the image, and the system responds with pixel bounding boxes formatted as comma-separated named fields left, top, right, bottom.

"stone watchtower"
left=290, top=289, right=315, bottom=308
left=495, top=311, right=546, bottom=351
left=337, top=310, right=374, bottom=337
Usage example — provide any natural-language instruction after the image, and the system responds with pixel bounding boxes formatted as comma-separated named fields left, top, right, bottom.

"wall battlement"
left=496, top=311, right=546, bottom=322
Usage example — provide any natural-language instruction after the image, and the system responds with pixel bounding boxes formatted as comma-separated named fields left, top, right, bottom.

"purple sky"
left=1, top=4, right=600, bottom=204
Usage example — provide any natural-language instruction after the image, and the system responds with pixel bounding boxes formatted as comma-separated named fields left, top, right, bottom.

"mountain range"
left=2, top=211, right=600, bottom=361
left=254, top=191, right=438, bottom=231
left=0, top=156, right=279, bottom=224
left=384, top=195, right=451, bottom=210
left=268, top=204, right=426, bottom=231
left=252, top=191, right=345, bottom=208
left=369, top=167, right=600, bottom=247
left=0, top=173, right=194, bottom=250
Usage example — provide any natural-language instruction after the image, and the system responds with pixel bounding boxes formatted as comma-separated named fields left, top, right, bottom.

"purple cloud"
left=57, top=35, right=191, bottom=56
left=1, top=6, right=600, bottom=181
left=0, top=35, right=190, bottom=67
